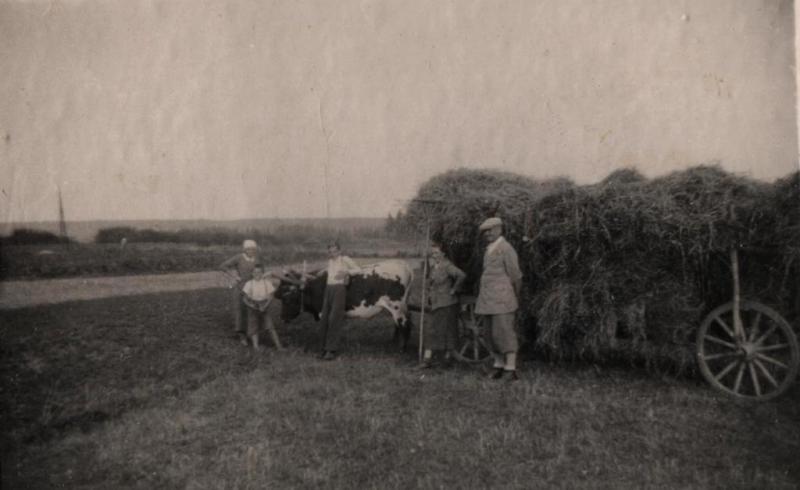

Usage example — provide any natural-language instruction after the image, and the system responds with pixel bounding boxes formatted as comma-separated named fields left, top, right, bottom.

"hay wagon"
left=403, top=166, right=800, bottom=401
left=409, top=247, right=800, bottom=400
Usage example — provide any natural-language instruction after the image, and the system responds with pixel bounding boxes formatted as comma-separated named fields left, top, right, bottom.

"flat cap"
left=478, top=217, right=502, bottom=231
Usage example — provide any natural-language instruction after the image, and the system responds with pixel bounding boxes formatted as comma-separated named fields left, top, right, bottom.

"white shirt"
left=242, top=278, right=277, bottom=301
left=326, top=256, right=361, bottom=285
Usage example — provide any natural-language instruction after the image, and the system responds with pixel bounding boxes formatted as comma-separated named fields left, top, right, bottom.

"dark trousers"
left=320, top=285, right=346, bottom=352
left=246, top=300, right=284, bottom=348
left=231, top=288, right=248, bottom=334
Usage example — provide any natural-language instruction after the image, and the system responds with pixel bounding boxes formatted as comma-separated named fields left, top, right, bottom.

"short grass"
left=1, top=290, right=799, bottom=489
left=0, top=238, right=417, bottom=280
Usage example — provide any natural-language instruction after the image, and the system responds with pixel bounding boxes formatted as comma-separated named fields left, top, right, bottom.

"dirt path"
left=0, top=258, right=421, bottom=310
left=0, top=271, right=233, bottom=309
left=0, top=262, right=318, bottom=310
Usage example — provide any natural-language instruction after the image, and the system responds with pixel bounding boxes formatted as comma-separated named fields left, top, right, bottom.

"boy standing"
left=241, top=263, right=284, bottom=351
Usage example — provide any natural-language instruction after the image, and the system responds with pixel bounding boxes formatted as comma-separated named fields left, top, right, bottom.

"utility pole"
left=57, top=185, right=68, bottom=240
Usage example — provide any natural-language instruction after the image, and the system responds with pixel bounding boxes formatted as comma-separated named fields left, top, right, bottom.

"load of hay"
left=405, top=166, right=799, bottom=373
left=405, top=168, right=573, bottom=286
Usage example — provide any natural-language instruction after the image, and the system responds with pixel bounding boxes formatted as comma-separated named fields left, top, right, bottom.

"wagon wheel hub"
left=739, top=342, right=757, bottom=361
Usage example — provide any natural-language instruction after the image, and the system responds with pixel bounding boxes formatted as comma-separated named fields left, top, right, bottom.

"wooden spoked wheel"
left=697, top=300, right=799, bottom=401
left=451, top=302, right=491, bottom=364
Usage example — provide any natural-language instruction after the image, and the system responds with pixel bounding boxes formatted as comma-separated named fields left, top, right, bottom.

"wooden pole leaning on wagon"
left=728, top=204, right=744, bottom=342
left=418, top=219, right=431, bottom=363
left=731, top=247, right=743, bottom=341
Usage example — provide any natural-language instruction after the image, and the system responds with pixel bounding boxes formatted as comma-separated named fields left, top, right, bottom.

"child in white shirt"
left=241, top=264, right=284, bottom=351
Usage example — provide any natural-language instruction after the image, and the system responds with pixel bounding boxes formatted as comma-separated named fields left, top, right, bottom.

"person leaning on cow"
left=315, top=241, right=362, bottom=360
left=419, top=240, right=466, bottom=369
left=475, top=217, right=524, bottom=381
left=220, top=239, right=261, bottom=344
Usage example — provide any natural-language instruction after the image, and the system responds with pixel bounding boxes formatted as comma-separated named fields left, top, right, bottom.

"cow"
left=275, top=260, right=415, bottom=351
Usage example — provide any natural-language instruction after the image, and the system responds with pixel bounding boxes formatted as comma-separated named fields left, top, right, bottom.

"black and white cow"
left=276, top=260, right=415, bottom=350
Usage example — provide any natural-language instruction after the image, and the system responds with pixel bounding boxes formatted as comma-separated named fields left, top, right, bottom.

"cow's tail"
left=397, top=261, right=414, bottom=352
left=402, top=261, right=414, bottom=330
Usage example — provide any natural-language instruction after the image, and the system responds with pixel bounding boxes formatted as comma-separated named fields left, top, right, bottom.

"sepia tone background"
left=3, top=4, right=800, bottom=487
left=1, top=0, right=797, bottom=223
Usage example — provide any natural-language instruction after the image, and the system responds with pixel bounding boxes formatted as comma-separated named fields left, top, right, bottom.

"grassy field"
left=2, top=289, right=799, bottom=489
left=0, top=239, right=417, bottom=280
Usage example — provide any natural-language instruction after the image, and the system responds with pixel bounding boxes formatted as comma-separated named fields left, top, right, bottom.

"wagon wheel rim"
left=697, top=300, right=799, bottom=401
left=451, top=305, right=490, bottom=364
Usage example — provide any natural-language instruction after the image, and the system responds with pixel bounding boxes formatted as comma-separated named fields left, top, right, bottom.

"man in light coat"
left=475, top=217, right=523, bottom=381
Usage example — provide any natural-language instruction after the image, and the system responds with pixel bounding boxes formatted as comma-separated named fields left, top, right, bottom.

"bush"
left=0, top=229, right=71, bottom=246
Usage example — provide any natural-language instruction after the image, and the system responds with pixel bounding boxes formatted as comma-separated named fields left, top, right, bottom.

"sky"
left=1, top=0, right=797, bottom=223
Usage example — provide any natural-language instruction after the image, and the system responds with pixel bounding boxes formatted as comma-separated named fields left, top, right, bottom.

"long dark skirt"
left=423, top=304, right=459, bottom=351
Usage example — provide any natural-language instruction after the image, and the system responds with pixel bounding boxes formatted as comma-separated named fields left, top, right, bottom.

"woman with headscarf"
left=419, top=240, right=466, bottom=369
left=220, top=239, right=260, bottom=344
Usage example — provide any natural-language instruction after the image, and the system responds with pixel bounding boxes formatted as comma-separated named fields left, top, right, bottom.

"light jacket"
left=425, top=258, right=466, bottom=310
left=475, top=237, right=523, bottom=315
left=220, top=253, right=259, bottom=287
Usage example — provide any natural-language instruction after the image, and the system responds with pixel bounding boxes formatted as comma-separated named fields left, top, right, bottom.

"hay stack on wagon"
left=405, top=168, right=573, bottom=287
left=405, top=166, right=798, bottom=373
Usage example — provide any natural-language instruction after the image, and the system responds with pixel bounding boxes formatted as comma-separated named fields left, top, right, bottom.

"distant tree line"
left=384, top=210, right=413, bottom=237
left=94, top=224, right=394, bottom=246
left=0, top=229, right=72, bottom=246
left=1, top=221, right=403, bottom=248
left=96, top=227, right=288, bottom=246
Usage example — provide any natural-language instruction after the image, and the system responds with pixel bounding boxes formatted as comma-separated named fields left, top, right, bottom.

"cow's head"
left=387, top=300, right=410, bottom=328
left=275, top=270, right=325, bottom=322
left=383, top=298, right=412, bottom=351
left=274, top=274, right=303, bottom=322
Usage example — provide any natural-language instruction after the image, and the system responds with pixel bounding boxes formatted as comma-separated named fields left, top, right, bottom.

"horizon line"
left=0, top=216, right=392, bottom=226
